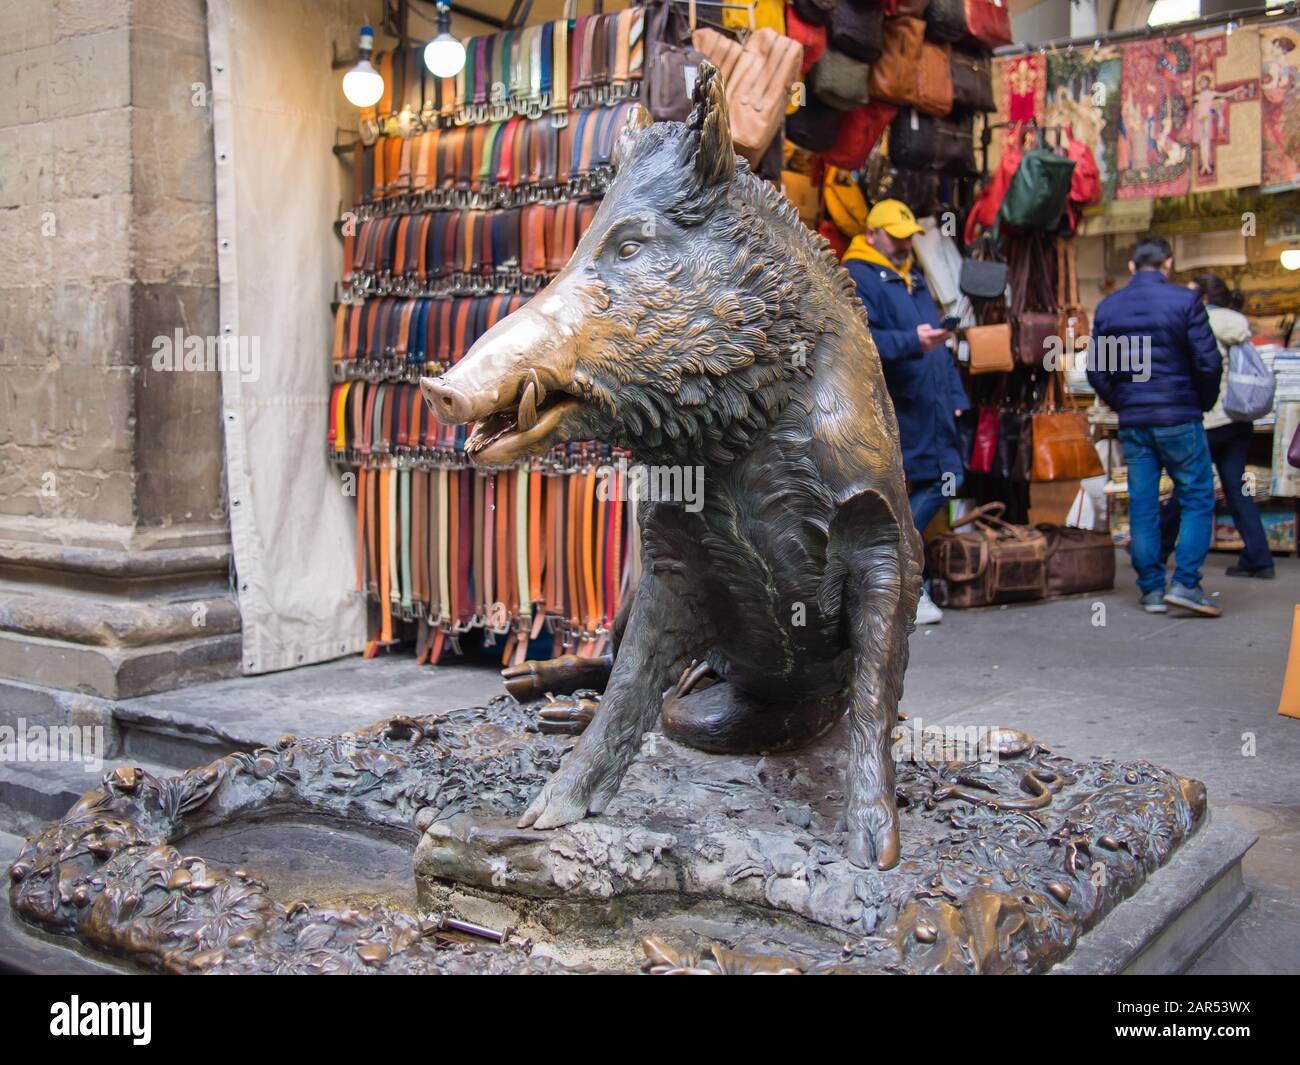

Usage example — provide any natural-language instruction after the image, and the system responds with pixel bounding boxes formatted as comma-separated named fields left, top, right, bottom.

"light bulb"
left=424, top=33, right=465, bottom=78
left=342, top=26, right=385, bottom=109
left=1281, top=248, right=1300, bottom=271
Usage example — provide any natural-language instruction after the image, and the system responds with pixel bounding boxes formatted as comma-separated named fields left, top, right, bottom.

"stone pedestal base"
left=6, top=696, right=1221, bottom=974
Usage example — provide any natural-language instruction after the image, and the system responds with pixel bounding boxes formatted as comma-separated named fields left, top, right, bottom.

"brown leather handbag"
left=966, top=322, right=1013, bottom=375
left=1031, top=374, right=1104, bottom=482
left=1036, top=524, right=1116, bottom=597
left=914, top=41, right=953, bottom=117
left=928, top=502, right=1049, bottom=608
left=867, top=16, right=925, bottom=106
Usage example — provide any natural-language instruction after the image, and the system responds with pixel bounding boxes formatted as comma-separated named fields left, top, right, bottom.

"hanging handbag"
left=785, top=3, right=828, bottom=73
left=914, top=41, right=954, bottom=117
left=1288, top=420, right=1300, bottom=469
left=823, top=164, right=869, bottom=234
left=645, top=0, right=709, bottom=121
left=1031, top=374, right=1104, bottom=482
left=998, top=136, right=1077, bottom=233
left=793, top=0, right=839, bottom=28
left=890, top=108, right=975, bottom=176
left=786, top=94, right=842, bottom=150
left=1007, top=231, right=1059, bottom=368
left=697, top=26, right=805, bottom=162
left=827, top=101, right=897, bottom=168
left=868, top=17, right=925, bottom=106
left=961, top=0, right=1012, bottom=50
left=829, top=0, right=885, bottom=63
left=888, top=0, right=931, bottom=14
left=959, top=258, right=1007, bottom=300
left=811, top=48, right=871, bottom=109
left=949, top=48, right=995, bottom=112
left=996, top=407, right=1022, bottom=481
left=968, top=403, right=1000, bottom=474
left=924, top=0, right=966, bottom=43
left=966, top=322, right=1013, bottom=374
left=1036, top=524, right=1116, bottom=597
left=960, top=231, right=1007, bottom=300
left=1056, top=238, right=1090, bottom=358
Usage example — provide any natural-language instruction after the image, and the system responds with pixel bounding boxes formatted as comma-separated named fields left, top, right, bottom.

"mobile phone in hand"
left=940, top=315, right=961, bottom=332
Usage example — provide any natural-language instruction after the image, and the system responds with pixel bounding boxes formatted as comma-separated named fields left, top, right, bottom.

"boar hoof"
left=846, top=802, right=901, bottom=871
left=517, top=754, right=618, bottom=831
left=502, top=655, right=612, bottom=702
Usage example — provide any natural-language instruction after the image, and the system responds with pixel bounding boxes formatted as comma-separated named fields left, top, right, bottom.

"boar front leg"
left=837, top=505, right=921, bottom=871
left=518, top=565, right=703, bottom=830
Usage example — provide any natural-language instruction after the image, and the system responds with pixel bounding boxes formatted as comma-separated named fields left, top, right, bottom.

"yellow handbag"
left=823, top=166, right=869, bottom=237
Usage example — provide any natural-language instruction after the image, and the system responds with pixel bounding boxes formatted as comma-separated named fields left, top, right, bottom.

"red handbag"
left=827, top=101, right=897, bottom=169
left=962, top=0, right=1012, bottom=50
left=965, top=128, right=1027, bottom=244
left=969, top=405, right=1000, bottom=475
left=1063, top=133, right=1101, bottom=232
left=785, top=5, right=827, bottom=75
left=819, top=219, right=848, bottom=259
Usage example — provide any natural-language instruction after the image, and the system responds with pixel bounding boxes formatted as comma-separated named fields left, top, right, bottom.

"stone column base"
left=0, top=517, right=241, bottom=700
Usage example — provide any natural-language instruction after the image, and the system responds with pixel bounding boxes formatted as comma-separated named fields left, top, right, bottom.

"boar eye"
left=617, top=240, right=641, bottom=261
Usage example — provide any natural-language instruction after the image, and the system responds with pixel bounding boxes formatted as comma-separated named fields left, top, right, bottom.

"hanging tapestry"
left=1046, top=45, right=1123, bottom=202
left=1189, top=25, right=1261, bottom=193
left=988, top=52, right=1045, bottom=176
left=1116, top=34, right=1194, bottom=200
left=1261, top=18, right=1300, bottom=190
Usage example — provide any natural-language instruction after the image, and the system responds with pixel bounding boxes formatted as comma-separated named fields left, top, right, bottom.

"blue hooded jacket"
left=1087, top=270, right=1222, bottom=428
left=844, top=245, right=968, bottom=485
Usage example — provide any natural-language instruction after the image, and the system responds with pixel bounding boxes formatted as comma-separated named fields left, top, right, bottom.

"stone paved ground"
left=3, top=556, right=1296, bottom=973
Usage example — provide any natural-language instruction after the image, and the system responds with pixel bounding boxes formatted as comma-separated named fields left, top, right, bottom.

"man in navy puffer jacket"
left=1087, top=236, right=1224, bottom=617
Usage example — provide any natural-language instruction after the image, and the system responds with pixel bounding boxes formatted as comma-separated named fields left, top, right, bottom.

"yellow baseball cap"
left=866, top=199, right=924, bottom=239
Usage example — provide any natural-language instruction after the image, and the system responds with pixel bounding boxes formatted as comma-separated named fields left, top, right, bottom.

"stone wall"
left=0, top=0, right=239, bottom=701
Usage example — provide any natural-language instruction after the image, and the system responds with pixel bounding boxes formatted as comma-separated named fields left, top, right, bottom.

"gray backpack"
left=1222, top=341, right=1275, bottom=422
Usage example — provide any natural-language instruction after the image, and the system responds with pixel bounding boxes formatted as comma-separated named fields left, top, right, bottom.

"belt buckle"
left=550, top=110, right=568, bottom=130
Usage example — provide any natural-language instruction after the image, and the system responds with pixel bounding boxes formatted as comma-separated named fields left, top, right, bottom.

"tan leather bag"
left=695, top=26, right=804, bottom=163
left=1031, top=374, right=1105, bottom=482
left=867, top=16, right=925, bottom=106
left=966, top=322, right=1014, bottom=375
left=914, top=41, right=954, bottom=117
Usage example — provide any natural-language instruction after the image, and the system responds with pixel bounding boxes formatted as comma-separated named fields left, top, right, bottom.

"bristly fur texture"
left=567, top=79, right=869, bottom=469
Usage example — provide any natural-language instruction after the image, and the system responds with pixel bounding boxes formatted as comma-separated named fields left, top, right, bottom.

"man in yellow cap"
left=843, top=199, right=968, bottom=625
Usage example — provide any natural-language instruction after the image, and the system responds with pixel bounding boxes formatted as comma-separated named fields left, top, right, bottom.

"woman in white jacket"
left=1160, top=274, right=1274, bottom=578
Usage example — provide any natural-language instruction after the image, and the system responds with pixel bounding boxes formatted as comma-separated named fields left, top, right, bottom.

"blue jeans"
left=909, top=477, right=960, bottom=537
left=1119, top=422, right=1215, bottom=594
left=1160, top=422, right=1273, bottom=572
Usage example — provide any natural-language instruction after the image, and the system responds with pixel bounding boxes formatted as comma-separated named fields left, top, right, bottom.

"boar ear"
left=612, top=104, right=653, bottom=172
left=688, top=62, right=734, bottom=188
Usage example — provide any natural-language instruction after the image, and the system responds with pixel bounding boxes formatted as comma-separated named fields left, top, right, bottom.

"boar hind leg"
left=519, top=567, right=703, bottom=830
left=835, top=496, right=922, bottom=871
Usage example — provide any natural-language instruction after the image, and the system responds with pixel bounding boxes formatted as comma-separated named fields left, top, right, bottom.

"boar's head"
left=422, top=64, right=817, bottom=468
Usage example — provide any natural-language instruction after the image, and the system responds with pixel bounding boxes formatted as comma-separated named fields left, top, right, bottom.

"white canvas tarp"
left=207, top=0, right=370, bottom=672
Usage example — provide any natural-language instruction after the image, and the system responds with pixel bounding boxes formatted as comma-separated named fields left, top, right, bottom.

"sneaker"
left=1225, top=564, right=1274, bottom=579
left=1164, top=583, right=1223, bottom=617
left=1139, top=590, right=1168, bottom=614
left=914, top=589, right=943, bottom=625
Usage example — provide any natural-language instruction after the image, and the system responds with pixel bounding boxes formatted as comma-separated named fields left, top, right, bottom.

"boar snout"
left=420, top=376, right=476, bottom=425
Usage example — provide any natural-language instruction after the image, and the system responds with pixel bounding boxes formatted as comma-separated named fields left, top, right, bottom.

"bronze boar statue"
left=421, top=65, right=923, bottom=869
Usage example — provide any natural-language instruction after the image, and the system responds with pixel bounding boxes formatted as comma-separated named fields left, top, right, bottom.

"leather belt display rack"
left=330, top=11, right=648, bottom=665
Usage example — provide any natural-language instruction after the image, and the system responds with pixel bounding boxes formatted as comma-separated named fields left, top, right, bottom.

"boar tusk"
left=518, top=379, right=539, bottom=433
left=528, top=367, right=547, bottom=406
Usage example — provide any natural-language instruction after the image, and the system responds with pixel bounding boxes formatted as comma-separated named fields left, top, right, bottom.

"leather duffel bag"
left=928, top=502, right=1048, bottom=608
left=1036, top=524, right=1116, bottom=597
left=889, top=108, right=975, bottom=176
